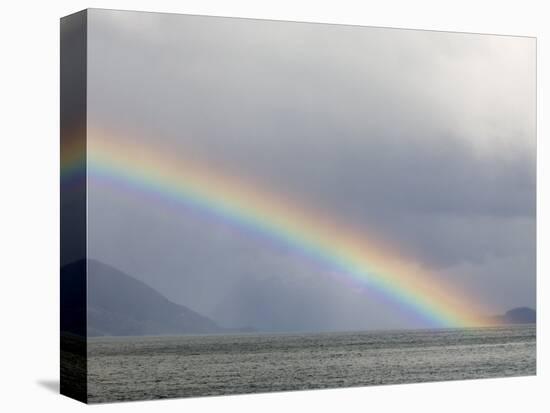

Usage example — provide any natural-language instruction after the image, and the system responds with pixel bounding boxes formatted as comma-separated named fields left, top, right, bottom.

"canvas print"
left=60, top=9, right=536, bottom=404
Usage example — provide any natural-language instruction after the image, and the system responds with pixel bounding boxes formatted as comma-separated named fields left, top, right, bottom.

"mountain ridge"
left=490, top=307, right=536, bottom=325
left=61, top=259, right=535, bottom=335
left=62, top=259, right=227, bottom=336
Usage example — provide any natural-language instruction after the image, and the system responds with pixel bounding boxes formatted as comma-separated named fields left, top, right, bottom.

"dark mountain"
left=491, top=307, right=536, bottom=325
left=61, top=259, right=224, bottom=336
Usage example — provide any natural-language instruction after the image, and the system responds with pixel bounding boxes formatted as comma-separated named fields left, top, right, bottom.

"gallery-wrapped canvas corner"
left=60, top=9, right=536, bottom=404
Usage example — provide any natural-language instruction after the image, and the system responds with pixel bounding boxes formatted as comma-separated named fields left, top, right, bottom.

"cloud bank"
left=87, top=10, right=536, bottom=331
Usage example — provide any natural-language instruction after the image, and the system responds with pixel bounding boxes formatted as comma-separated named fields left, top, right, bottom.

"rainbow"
left=62, top=128, right=491, bottom=328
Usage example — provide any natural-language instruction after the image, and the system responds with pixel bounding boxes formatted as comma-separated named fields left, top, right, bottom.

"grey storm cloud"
left=86, top=9, right=536, bottom=331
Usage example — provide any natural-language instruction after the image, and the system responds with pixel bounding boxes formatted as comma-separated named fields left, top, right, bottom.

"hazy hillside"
left=492, top=307, right=536, bottom=325
left=62, top=259, right=223, bottom=336
left=61, top=259, right=535, bottom=335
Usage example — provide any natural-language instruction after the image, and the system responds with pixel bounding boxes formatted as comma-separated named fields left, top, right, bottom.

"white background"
left=0, top=0, right=547, bottom=411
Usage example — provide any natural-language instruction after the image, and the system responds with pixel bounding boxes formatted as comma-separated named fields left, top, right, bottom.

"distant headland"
left=490, top=307, right=536, bottom=325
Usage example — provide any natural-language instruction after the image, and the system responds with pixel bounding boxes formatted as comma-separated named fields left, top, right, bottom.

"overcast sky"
left=86, top=9, right=536, bottom=331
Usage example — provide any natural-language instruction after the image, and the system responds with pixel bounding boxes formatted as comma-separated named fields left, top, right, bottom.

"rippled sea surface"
left=87, top=325, right=536, bottom=403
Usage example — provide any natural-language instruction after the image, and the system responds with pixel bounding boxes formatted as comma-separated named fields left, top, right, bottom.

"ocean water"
left=87, top=324, right=536, bottom=403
